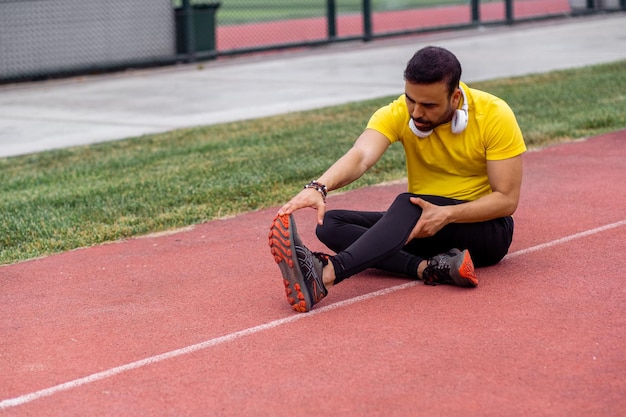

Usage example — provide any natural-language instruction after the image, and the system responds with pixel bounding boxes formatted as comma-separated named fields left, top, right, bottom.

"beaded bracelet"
left=304, top=180, right=328, bottom=202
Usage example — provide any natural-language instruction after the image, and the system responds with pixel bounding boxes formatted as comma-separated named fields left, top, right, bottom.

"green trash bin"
left=175, top=2, right=221, bottom=55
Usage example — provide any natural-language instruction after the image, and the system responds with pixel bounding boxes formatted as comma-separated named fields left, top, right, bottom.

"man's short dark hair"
left=404, top=46, right=462, bottom=97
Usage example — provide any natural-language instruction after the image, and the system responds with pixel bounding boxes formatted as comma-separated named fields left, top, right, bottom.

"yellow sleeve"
left=366, top=95, right=409, bottom=144
left=483, top=98, right=527, bottom=160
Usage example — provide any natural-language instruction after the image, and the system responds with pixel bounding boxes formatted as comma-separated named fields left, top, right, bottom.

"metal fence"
left=1, top=0, right=624, bottom=83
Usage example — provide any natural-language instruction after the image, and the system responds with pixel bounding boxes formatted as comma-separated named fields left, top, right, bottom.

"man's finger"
left=317, top=204, right=326, bottom=225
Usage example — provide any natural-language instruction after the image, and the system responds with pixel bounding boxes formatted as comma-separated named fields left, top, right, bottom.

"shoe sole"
left=456, top=249, right=478, bottom=287
left=268, top=214, right=313, bottom=312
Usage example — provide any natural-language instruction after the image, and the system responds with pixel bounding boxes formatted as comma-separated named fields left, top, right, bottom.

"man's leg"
left=444, top=216, right=514, bottom=267
left=317, top=193, right=477, bottom=282
left=269, top=193, right=511, bottom=311
left=315, top=209, right=383, bottom=253
left=320, top=193, right=433, bottom=283
left=316, top=208, right=423, bottom=279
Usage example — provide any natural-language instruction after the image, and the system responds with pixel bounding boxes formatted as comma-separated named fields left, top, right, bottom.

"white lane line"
left=504, top=220, right=626, bottom=259
left=2, top=219, right=624, bottom=410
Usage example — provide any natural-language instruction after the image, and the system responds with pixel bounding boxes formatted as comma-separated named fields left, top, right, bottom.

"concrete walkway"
left=0, top=13, right=625, bottom=158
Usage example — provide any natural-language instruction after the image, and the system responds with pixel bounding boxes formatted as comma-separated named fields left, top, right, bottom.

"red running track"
left=1, top=130, right=625, bottom=416
left=217, top=0, right=570, bottom=50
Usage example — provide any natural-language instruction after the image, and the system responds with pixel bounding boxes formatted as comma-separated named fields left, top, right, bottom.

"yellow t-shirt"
left=367, top=83, right=526, bottom=201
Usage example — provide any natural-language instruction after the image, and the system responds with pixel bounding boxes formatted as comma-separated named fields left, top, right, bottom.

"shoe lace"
left=312, top=252, right=329, bottom=267
left=295, top=246, right=328, bottom=300
left=422, top=256, right=455, bottom=286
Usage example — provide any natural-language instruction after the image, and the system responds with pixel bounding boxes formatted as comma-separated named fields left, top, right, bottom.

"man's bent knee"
left=315, top=210, right=341, bottom=248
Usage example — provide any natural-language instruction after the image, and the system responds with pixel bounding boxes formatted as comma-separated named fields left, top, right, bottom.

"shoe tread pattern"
left=268, top=214, right=312, bottom=312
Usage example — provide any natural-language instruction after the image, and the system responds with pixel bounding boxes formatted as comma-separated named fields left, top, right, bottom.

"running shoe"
left=268, top=214, right=328, bottom=312
left=422, top=248, right=478, bottom=287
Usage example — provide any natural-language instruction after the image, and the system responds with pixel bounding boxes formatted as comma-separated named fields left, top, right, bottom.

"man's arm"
left=408, top=154, right=523, bottom=239
left=278, top=128, right=391, bottom=224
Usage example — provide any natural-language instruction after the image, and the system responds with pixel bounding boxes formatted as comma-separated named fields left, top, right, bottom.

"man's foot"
left=422, top=248, right=478, bottom=287
left=268, top=214, right=328, bottom=312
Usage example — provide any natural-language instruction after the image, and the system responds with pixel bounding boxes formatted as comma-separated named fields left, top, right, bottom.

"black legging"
left=315, top=193, right=514, bottom=283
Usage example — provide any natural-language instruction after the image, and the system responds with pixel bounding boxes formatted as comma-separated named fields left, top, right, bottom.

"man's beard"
left=412, top=106, right=455, bottom=132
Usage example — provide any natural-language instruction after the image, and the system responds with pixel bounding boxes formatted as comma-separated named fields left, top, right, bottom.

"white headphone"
left=409, top=86, right=469, bottom=138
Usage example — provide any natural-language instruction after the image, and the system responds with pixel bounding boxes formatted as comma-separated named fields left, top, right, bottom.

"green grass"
left=1, top=60, right=625, bottom=265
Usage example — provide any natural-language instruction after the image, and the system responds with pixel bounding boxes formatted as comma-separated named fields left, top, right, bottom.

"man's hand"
left=275, top=129, right=391, bottom=226
left=406, top=197, right=452, bottom=243
left=277, top=188, right=326, bottom=225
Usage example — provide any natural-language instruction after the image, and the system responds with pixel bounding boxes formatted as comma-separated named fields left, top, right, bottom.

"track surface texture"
left=1, top=131, right=625, bottom=416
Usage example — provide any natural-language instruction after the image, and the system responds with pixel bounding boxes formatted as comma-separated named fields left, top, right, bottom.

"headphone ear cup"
left=451, top=108, right=468, bottom=134
left=451, top=86, right=469, bottom=134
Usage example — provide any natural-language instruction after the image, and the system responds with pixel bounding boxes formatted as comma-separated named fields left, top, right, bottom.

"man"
left=268, top=46, right=526, bottom=313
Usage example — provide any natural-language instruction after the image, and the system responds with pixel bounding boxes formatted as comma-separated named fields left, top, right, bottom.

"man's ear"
left=451, top=88, right=462, bottom=107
